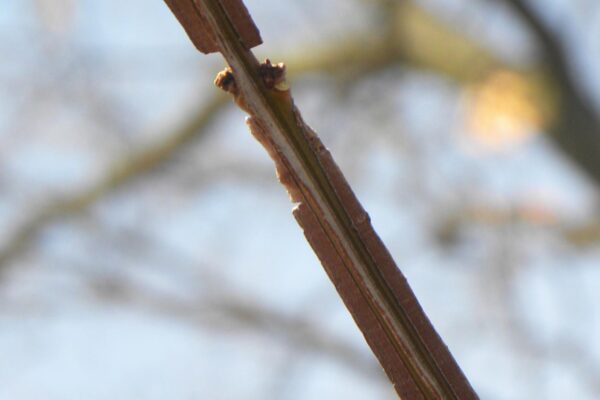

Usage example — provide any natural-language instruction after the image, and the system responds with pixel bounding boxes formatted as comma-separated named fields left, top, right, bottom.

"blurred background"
left=1, top=0, right=600, bottom=398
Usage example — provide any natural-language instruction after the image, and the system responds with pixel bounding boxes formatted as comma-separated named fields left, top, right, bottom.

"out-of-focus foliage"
left=1, top=0, right=600, bottom=399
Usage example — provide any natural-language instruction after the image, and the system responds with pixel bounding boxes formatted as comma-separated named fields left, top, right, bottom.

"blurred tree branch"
left=74, top=217, right=388, bottom=382
left=433, top=201, right=600, bottom=249
left=485, top=230, right=600, bottom=397
left=497, top=0, right=600, bottom=186
left=0, top=95, right=227, bottom=272
left=286, top=1, right=503, bottom=83
left=302, top=0, right=600, bottom=188
left=92, top=279, right=386, bottom=381
left=0, top=266, right=386, bottom=382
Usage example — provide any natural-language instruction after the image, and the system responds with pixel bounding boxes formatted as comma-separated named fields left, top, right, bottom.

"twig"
left=165, top=1, right=479, bottom=398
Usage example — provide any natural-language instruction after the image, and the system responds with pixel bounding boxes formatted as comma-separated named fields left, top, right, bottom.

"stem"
left=170, top=1, right=480, bottom=398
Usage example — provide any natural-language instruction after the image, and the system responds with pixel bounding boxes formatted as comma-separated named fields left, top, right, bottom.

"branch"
left=285, top=1, right=505, bottom=83
left=87, top=274, right=386, bottom=381
left=165, top=1, right=479, bottom=398
left=499, top=0, right=600, bottom=186
left=0, top=94, right=227, bottom=273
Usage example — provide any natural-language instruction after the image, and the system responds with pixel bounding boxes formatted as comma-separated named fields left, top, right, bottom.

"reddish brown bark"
left=164, top=0, right=261, bottom=53
left=164, top=1, right=479, bottom=398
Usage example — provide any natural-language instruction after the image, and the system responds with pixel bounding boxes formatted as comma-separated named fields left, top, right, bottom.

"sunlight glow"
left=464, top=70, right=542, bottom=151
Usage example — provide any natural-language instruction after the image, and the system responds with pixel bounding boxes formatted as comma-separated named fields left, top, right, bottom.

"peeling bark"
left=166, top=1, right=479, bottom=398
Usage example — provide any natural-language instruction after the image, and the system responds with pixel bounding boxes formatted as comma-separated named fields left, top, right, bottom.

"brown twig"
left=164, top=1, right=479, bottom=398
